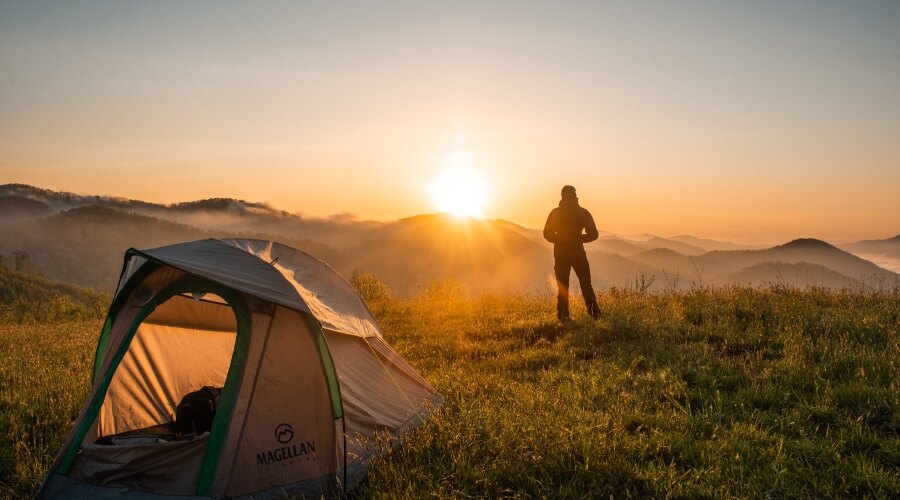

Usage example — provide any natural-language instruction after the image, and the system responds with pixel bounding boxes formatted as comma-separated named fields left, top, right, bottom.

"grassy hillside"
left=1, top=284, right=897, bottom=497
left=0, top=266, right=110, bottom=322
left=361, top=286, right=898, bottom=498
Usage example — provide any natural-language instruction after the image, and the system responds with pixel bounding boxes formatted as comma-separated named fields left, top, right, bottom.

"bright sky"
left=1, top=1, right=898, bottom=243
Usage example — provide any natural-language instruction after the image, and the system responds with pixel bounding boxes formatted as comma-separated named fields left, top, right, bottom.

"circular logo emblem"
left=275, top=423, right=294, bottom=444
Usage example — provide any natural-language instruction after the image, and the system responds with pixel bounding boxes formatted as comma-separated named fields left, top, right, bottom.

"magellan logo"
left=255, top=422, right=317, bottom=468
left=275, top=423, right=294, bottom=444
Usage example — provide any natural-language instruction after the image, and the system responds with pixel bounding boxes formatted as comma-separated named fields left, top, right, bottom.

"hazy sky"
left=1, top=0, right=898, bottom=243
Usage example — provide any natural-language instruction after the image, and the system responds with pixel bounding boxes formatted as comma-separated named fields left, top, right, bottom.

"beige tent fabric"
left=95, top=266, right=189, bottom=386
left=225, top=306, right=336, bottom=497
left=145, top=292, right=237, bottom=331
left=70, top=436, right=209, bottom=495
left=209, top=310, right=273, bottom=497
left=43, top=240, right=441, bottom=498
left=84, top=266, right=192, bottom=444
left=138, top=239, right=311, bottom=315
left=83, top=301, right=145, bottom=446
left=99, top=295, right=237, bottom=436
left=323, top=332, right=438, bottom=461
left=365, top=334, right=438, bottom=388
left=221, top=239, right=381, bottom=338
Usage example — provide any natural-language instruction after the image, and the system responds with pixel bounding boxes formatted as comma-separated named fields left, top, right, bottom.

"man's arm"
left=582, top=210, right=599, bottom=243
left=543, top=210, right=558, bottom=243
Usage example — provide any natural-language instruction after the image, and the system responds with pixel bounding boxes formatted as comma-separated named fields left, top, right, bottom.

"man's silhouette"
left=543, top=185, right=600, bottom=321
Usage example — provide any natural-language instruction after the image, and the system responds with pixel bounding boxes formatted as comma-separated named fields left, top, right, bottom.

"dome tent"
left=39, top=239, right=440, bottom=498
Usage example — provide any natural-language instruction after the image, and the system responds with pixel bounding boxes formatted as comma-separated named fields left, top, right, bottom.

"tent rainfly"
left=39, top=239, right=440, bottom=498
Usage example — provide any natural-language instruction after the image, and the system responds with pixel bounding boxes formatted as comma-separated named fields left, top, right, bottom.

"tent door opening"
left=96, top=291, right=239, bottom=442
left=62, top=282, right=250, bottom=495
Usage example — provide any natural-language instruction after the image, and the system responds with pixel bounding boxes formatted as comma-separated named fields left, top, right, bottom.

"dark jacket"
left=543, top=197, right=599, bottom=251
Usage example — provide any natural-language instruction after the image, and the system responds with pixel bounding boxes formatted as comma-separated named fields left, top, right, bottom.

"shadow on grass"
left=505, top=320, right=569, bottom=345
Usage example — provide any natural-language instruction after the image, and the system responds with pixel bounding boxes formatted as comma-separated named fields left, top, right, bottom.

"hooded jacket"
left=543, top=196, right=599, bottom=249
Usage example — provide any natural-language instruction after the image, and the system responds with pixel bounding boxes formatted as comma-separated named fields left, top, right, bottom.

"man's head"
left=561, top=185, right=577, bottom=198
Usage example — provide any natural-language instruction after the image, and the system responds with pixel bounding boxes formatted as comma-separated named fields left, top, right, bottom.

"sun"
left=428, top=169, right=489, bottom=218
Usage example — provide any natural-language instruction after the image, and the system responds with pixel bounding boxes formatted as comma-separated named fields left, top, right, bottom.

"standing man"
left=543, top=185, right=600, bottom=321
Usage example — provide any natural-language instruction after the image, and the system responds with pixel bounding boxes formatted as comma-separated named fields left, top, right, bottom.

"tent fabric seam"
left=195, top=286, right=252, bottom=495
left=92, top=258, right=160, bottom=382
left=221, top=306, right=277, bottom=492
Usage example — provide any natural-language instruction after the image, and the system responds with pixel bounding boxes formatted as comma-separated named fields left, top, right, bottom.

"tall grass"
left=362, top=285, right=899, bottom=498
left=0, top=320, right=98, bottom=497
left=0, top=285, right=897, bottom=497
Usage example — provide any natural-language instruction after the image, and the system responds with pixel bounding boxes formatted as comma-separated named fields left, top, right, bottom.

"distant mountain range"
left=838, top=235, right=900, bottom=258
left=0, top=183, right=897, bottom=294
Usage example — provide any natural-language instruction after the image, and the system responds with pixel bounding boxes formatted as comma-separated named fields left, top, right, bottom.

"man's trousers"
left=554, top=247, right=599, bottom=320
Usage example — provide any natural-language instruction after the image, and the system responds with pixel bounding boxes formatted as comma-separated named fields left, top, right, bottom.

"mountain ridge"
left=1, top=184, right=896, bottom=293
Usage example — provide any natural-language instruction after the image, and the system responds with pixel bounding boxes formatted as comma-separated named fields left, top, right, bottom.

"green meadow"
left=1, top=279, right=898, bottom=498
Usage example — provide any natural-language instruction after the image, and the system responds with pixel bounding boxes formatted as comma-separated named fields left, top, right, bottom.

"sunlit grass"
left=1, top=284, right=898, bottom=497
left=362, top=284, right=899, bottom=498
left=0, top=320, right=98, bottom=497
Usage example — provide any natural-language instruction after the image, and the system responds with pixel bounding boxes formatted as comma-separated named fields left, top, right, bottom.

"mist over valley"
left=1, top=184, right=896, bottom=295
